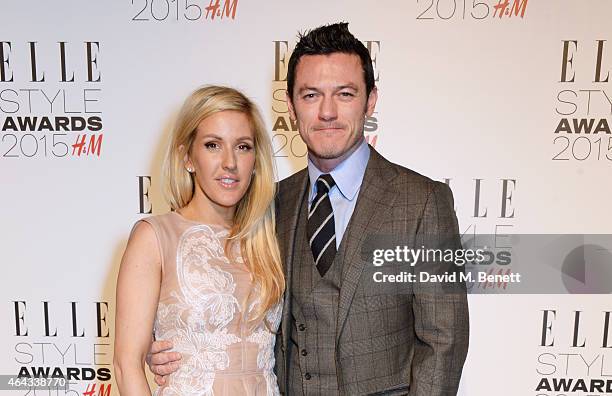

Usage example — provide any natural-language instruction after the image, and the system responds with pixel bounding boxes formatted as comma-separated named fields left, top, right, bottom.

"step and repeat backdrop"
left=1, top=1, right=611, bottom=395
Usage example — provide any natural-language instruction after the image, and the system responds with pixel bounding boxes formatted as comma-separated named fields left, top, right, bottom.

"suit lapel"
left=336, top=148, right=398, bottom=344
left=278, top=170, right=310, bottom=356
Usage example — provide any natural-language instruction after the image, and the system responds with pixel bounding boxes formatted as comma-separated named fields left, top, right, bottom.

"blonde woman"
left=114, top=86, right=284, bottom=395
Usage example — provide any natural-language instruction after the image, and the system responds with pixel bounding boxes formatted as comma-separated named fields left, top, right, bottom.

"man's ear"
left=366, top=86, right=378, bottom=117
left=286, top=91, right=297, bottom=122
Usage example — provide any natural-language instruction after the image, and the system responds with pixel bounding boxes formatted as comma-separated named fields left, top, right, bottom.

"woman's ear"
left=180, top=145, right=193, bottom=173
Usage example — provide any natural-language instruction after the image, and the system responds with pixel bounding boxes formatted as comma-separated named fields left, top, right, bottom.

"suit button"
left=298, top=324, right=306, bottom=331
left=301, top=349, right=308, bottom=356
left=304, top=373, right=311, bottom=380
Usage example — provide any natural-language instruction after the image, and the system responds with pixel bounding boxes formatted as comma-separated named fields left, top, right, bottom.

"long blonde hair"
left=163, top=85, right=284, bottom=324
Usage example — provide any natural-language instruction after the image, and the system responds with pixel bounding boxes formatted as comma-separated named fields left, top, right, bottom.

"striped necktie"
left=307, top=174, right=337, bottom=277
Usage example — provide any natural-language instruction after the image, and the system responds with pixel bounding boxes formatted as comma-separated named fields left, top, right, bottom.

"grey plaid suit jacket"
left=274, top=147, right=469, bottom=396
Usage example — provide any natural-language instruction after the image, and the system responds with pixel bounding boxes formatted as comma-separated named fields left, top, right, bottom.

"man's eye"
left=339, top=92, right=354, bottom=97
left=303, top=93, right=316, bottom=99
left=205, top=142, right=219, bottom=150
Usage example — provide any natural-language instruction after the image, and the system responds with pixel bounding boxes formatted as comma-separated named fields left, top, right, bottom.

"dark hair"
left=286, top=22, right=375, bottom=101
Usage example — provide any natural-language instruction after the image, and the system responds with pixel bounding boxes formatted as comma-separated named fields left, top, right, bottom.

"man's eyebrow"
left=337, top=84, right=359, bottom=91
left=297, top=84, right=359, bottom=93
left=298, top=86, right=321, bottom=93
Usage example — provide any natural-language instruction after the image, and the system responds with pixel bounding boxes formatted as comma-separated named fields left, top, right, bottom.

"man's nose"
left=318, top=95, right=338, bottom=122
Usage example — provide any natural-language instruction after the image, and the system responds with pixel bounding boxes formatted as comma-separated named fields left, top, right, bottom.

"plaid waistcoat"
left=287, top=182, right=346, bottom=396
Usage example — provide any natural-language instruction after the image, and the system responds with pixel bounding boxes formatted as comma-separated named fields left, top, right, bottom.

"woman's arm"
left=114, top=221, right=162, bottom=395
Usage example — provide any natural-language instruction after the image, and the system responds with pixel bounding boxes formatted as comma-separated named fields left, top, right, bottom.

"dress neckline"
left=171, top=210, right=231, bottom=230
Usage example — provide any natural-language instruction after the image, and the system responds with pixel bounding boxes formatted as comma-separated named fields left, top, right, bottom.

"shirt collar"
left=308, top=138, right=370, bottom=202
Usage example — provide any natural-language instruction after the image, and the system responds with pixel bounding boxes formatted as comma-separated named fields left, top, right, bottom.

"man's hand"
left=146, top=340, right=182, bottom=386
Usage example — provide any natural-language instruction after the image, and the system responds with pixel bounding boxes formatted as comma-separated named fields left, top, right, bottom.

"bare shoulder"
left=122, top=220, right=161, bottom=269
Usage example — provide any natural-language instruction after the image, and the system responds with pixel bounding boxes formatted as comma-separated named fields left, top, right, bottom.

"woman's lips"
left=216, top=177, right=239, bottom=188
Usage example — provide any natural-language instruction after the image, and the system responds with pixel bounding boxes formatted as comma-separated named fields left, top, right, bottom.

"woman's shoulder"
left=126, top=213, right=184, bottom=269
left=129, top=212, right=185, bottom=244
left=138, top=211, right=177, bottom=225
left=138, top=211, right=192, bottom=231
left=135, top=211, right=231, bottom=246
left=123, top=218, right=161, bottom=268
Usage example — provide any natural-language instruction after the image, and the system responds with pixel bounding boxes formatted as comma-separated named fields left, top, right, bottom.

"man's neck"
left=308, top=137, right=365, bottom=173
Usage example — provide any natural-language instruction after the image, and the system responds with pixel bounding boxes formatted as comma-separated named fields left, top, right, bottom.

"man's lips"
left=313, top=126, right=345, bottom=133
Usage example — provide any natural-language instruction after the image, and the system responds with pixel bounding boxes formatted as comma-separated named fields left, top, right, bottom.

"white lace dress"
left=140, top=212, right=281, bottom=396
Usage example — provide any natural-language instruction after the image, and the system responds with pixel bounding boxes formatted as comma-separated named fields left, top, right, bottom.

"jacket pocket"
left=367, top=383, right=410, bottom=396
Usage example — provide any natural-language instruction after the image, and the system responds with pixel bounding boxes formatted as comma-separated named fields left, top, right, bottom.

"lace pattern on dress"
left=155, top=225, right=241, bottom=395
left=153, top=222, right=282, bottom=396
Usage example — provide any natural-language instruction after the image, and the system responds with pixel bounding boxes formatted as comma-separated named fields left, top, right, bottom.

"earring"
left=186, top=167, right=194, bottom=173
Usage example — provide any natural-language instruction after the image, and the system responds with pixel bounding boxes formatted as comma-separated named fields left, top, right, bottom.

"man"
left=148, top=22, right=469, bottom=395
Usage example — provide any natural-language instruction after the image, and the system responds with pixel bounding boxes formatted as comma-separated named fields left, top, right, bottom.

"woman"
left=114, top=86, right=284, bottom=395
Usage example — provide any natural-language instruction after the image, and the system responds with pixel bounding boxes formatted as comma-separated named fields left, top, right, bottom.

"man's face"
left=287, top=53, right=377, bottom=167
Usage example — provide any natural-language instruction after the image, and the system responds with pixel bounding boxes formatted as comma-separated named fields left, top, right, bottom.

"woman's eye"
left=204, top=142, right=219, bottom=150
left=238, top=144, right=253, bottom=151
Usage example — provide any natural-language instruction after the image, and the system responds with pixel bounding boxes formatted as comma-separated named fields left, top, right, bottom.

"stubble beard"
left=308, top=129, right=364, bottom=161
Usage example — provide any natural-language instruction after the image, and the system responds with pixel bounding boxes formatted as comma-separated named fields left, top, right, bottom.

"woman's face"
left=185, top=110, right=256, bottom=212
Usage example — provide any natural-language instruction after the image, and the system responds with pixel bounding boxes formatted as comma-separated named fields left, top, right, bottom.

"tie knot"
left=316, top=174, right=336, bottom=194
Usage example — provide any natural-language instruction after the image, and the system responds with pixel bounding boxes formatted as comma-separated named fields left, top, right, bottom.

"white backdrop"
left=1, top=1, right=611, bottom=395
